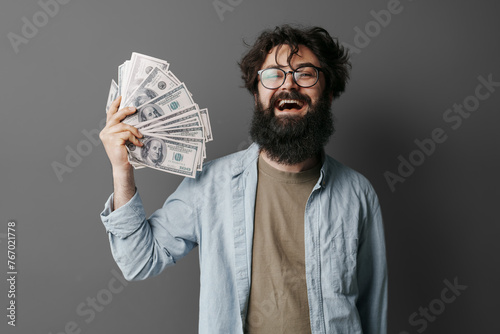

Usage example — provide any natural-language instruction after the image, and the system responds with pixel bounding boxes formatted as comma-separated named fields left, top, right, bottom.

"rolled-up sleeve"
left=100, top=181, right=199, bottom=281
left=101, top=190, right=146, bottom=238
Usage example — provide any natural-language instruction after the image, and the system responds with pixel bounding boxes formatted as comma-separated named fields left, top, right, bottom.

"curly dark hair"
left=239, top=24, right=351, bottom=99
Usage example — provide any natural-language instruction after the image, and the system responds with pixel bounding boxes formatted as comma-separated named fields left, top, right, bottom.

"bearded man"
left=99, top=25, right=387, bottom=334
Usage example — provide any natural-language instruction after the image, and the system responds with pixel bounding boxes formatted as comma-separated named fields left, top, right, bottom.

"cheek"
left=256, top=86, right=273, bottom=107
left=256, top=95, right=267, bottom=109
left=308, top=87, right=324, bottom=103
left=260, top=95, right=270, bottom=108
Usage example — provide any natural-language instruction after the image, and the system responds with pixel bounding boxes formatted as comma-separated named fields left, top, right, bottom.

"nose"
left=280, top=71, right=299, bottom=90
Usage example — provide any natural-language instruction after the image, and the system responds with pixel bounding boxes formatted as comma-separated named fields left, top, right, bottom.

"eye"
left=262, top=69, right=283, bottom=80
left=296, top=72, right=313, bottom=78
left=296, top=67, right=316, bottom=78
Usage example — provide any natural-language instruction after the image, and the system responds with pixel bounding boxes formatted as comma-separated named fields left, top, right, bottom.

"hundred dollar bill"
left=163, top=120, right=201, bottom=130
left=122, top=53, right=169, bottom=103
left=127, top=135, right=200, bottom=178
left=140, top=114, right=202, bottom=132
left=123, top=67, right=180, bottom=108
left=136, top=104, right=199, bottom=129
left=169, top=136, right=206, bottom=161
left=166, top=70, right=181, bottom=85
left=118, top=61, right=129, bottom=98
left=124, top=83, right=195, bottom=125
left=146, top=134, right=205, bottom=171
left=138, top=106, right=201, bottom=132
left=117, top=63, right=124, bottom=97
left=199, top=108, right=213, bottom=142
left=123, top=141, right=146, bottom=170
left=141, top=126, right=205, bottom=140
left=146, top=112, right=206, bottom=136
left=106, top=80, right=118, bottom=112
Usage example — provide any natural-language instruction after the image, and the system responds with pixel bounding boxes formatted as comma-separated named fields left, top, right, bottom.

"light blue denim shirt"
left=100, top=143, right=387, bottom=334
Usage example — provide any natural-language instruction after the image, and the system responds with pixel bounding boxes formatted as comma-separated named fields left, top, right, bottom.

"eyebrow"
left=262, top=62, right=318, bottom=70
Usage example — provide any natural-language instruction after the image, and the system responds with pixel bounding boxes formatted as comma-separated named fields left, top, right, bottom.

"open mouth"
left=275, top=99, right=305, bottom=112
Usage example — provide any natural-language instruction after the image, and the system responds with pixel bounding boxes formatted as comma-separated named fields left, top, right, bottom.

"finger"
left=128, top=133, right=144, bottom=147
left=108, top=106, right=137, bottom=127
left=115, top=131, right=143, bottom=147
left=109, top=122, right=143, bottom=139
left=106, top=96, right=122, bottom=122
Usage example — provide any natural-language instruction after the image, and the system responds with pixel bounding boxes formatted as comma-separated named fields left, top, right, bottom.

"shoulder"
left=200, top=148, right=250, bottom=176
left=175, top=144, right=259, bottom=193
left=322, top=155, right=379, bottom=207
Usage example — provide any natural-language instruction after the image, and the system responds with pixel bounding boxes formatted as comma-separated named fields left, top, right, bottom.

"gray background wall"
left=0, top=0, right=498, bottom=333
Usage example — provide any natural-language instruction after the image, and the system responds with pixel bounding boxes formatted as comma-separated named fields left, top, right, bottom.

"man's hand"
left=99, top=96, right=143, bottom=210
left=100, top=96, right=143, bottom=174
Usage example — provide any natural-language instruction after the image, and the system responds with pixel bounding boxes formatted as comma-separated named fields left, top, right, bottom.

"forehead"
left=261, top=44, right=320, bottom=69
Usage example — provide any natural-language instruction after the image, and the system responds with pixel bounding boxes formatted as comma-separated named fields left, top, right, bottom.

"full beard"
left=250, top=90, right=335, bottom=165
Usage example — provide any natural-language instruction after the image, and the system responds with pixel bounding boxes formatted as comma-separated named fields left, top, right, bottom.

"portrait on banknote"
left=139, top=103, right=164, bottom=122
left=141, top=138, right=166, bottom=167
left=132, top=88, right=158, bottom=108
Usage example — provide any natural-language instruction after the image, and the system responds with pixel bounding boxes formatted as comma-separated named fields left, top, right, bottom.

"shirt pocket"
left=328, top=237, right=358, bottom=294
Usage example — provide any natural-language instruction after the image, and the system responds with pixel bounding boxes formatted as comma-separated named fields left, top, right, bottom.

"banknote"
left=138, top=110, right=205, bottom=169
left=123, top=83, right=195, bottom=125
left=168, top=136, right=206, bottom=160
left=137, top=106, right=202, bottom=132
left=141, top=126, right=205, bottom=140
left=163, top=120, right=201, bottom=130
left=127, top=136, right=200, bottom=178
left=118, top=61, right=129, bottom=98
left=123, top=67, right=180, bottom=108
left=106, top=53, right=213, bottom=177
left=199, top=108, right=213, bottom=142
left=130, top=107, right=203, bottom=170
left=122, top=53, right=170, bottom=103
left=117, top=63, right=124, bottom=97
left=143, top=134, right=206, bottom=171
left=106, top=80, right=118, bottom=112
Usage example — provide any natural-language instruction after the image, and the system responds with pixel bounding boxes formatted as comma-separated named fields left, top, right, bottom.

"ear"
left=253, top=92, right=258, bottom=105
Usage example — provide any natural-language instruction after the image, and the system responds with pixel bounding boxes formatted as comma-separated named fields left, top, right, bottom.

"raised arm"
left=99, top=96, right=198, bottom=281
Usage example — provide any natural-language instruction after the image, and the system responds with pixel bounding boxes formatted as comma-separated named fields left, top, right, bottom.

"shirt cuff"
left=100, top=190, right=146, bottom=239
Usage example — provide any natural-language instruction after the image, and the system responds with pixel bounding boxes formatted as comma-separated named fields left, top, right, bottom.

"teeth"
left=278, top=99, right=304, bottom=108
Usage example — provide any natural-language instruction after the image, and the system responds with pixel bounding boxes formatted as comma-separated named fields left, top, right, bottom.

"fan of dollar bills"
left=105, top=52, right=213, bottom=178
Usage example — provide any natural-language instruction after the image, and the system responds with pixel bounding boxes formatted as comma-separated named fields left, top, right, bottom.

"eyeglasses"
left=257, top=66, right=323, bottom=89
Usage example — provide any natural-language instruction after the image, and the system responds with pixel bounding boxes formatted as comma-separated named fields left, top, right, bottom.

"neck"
left=260, top=150, right=319, bottom=173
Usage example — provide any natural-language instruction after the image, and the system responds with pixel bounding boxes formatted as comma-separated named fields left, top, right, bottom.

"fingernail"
left=128, top=107, right=136, bottom=111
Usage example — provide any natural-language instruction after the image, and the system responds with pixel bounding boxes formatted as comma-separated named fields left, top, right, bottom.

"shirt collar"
left=231, top=143, right=260, bottom=176
left=231, top=142, right=332, bottom=189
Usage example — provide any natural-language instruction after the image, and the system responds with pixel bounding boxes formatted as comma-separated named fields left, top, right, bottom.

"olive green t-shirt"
left=245, top=155, right=321, bottom=334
